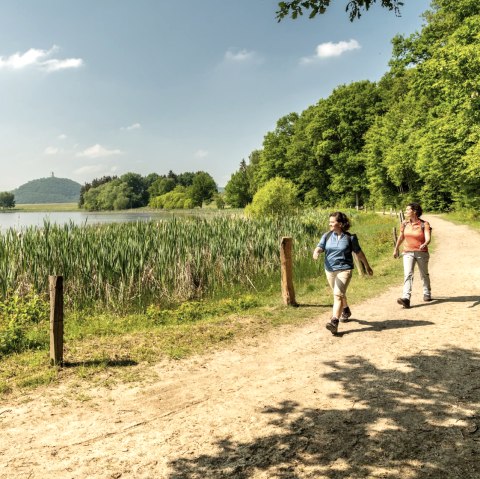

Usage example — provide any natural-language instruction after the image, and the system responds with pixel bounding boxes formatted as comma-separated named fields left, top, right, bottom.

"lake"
left=0, top=210, right=190, bottom=230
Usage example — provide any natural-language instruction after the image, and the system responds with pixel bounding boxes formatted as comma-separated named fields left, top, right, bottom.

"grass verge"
left=0, top=256, right=404, bottom=399
left=441, top=210, right=480, bottom=232
left=14, top=203, right=79, bottom=212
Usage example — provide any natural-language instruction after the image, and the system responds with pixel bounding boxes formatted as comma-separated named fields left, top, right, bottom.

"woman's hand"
left=393, top=248, right=399, bottom=259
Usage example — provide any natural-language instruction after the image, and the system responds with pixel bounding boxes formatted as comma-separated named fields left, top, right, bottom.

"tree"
left=276, top=0, right=404, bottom=22
left=190, top=172, right=217, bottom=207
left=148, top=177, right=176, bottom=197
left=79, top=175, right=117, bottom=207
left=225, top=160, right=252, bottom=208
left=0, top=192, right=15, bottom=209
left=119, top=172, right=149, bottom=207
left=245, top=177, right=299, bottom=217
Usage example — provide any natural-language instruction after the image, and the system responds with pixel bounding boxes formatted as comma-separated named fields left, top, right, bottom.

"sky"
left=0, top=0, right=432, bottom=191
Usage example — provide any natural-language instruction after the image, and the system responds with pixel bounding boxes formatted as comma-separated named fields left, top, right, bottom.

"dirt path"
left=1, top=216, right=480, bottom=479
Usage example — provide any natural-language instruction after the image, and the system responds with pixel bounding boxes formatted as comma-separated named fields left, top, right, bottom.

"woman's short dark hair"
left=407, top=202, right=423, bottom=218
left=329, top=211, right=351, bottom=232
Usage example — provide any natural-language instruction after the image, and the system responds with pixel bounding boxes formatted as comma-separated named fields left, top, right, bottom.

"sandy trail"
left=1, top=216, right=479, bottom=479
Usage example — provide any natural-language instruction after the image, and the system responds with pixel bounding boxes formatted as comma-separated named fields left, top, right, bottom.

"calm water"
left=0, top=210, right=186, bottom=230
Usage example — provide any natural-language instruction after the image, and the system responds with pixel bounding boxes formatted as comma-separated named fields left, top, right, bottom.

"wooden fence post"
left=49, top=275, right=64, bottom=366
left=280, top=237, right=298, bottom=306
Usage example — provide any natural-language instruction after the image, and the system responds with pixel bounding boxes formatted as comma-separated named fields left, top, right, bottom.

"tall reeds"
left=0, top=214, right=328, bottom=310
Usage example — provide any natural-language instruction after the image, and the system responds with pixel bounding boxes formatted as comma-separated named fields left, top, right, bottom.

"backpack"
left=324, top=231, right=365, bottom=273
left=402, top=219, right=432, bottom=236
left=324, top=230, right=356, bottom=252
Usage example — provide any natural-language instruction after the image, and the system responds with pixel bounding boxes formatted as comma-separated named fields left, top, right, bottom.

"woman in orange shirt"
left=393, top=203, right=432, bottom=308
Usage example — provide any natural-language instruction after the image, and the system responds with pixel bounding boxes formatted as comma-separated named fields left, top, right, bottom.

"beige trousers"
left=325, top=269, right=353, bottom=319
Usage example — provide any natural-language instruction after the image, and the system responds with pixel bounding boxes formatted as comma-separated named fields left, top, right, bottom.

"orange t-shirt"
left=401, top=220, right=431, bottom=252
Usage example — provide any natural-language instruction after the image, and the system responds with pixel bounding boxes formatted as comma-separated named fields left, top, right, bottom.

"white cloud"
left=0, top=45, right=83, bottom=72
left=224, top=49, right=262, bottom=64
left=74, top=164, right=118, bottom=176
left=194, top=149, right=209, bottom=159
left=121, top=123, right=141, bottom=131
left=43, top=58, right=83, bottom=72
left=58, top=134, right=67, bottom=140
left=44, top=146, right=59, bottom=155
left=300, top=39, right=361, bottom=64
left=76, top=144, right=124, bottom=159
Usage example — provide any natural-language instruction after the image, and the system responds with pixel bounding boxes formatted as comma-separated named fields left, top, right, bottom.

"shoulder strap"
left=420, top=219, right=432, bottom=232
left=325, top=231, right=354, bottom=250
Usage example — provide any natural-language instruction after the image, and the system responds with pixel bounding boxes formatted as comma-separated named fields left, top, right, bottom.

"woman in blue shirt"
left=313, top=211, right=373, bottom=335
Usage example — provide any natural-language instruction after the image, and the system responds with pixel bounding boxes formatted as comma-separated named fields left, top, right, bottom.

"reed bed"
left=0, top=214, right=329, bottom=310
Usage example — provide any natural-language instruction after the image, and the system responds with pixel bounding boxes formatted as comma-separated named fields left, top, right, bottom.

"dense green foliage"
left=80, top=170, right=217, bottom=211
left=245, top=178, right=299, bottom=217
left=0, top=192, right=15, bottom=209
left=229, top=0, right=480, bottom=212
left=13, top=176, right=81, bottom=204
left=0, top=293, right=49, bottom=357
left=276, top=0, right=403, bottom=22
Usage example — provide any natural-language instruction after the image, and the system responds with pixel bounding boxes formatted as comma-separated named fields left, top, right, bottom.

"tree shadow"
left=336, top=318, right=434, bottom=336
left=295, top=303, right=332, bottom=308
left=410, top=296, right=480, bottom=309
left=168, top=347, right=480, bottom=478
left=63, top=358, right=138, bottom=368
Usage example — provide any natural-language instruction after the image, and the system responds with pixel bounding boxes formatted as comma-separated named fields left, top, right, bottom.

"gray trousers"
left=402, top=251, right=431, bottom=299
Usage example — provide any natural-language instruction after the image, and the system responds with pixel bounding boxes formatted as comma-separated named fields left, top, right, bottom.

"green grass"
left=441, top=210, right=480, bottom=232
left=14, top=203, right=79, bottom=212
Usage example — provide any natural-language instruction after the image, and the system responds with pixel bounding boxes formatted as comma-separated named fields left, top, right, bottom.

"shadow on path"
left=337, top=318, right=434, bottom=336
left=409, top=296, right=480, bottom=309
left=63, top=358, right=138, bottom=368
left=168, top=348, right=480, bottom=478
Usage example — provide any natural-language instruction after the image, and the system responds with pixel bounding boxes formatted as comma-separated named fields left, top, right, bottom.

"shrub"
left=0, top=293, right=49, bottom=357
left=245, top=177, right=299, bottom=218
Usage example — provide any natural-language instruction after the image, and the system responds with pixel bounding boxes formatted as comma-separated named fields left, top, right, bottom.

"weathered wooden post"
left=280, top=237, right=298, bottom=306
left=49, top=275, right=64, bottom=366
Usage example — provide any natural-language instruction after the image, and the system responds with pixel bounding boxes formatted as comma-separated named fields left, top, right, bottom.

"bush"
left=245, top=177, right=299, bottom=218
left=0, top=293, right=49, bottom=357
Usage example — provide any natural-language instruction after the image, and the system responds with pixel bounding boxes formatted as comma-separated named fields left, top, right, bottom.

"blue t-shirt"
left=317, top=232, right=362, bottom=272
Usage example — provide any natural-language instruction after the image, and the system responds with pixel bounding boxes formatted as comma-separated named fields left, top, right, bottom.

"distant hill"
left=12, top=176, right=81, bottom=204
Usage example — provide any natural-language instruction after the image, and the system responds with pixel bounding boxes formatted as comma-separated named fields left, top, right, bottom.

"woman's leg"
left=415, top=251, right=431, bottom=297
left=333, top=270, right=352, bottom=318
left=325, top=270, right=338, bottom=318
left=402, top=252, right=415, bottom=300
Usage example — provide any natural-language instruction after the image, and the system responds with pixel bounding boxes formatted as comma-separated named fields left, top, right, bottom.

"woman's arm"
left=393, top=232, right=405, bottom=258
left=313, top=246, right=324, bottom=260
left=420, top=224, right=431, bottom=250
left=355, top=250, right=373, bottom=275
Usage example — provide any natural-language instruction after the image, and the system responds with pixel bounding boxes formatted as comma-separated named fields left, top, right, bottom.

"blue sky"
left=0, top=0, right=431, bottom=191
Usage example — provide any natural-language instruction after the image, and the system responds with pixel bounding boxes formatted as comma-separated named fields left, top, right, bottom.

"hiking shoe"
left=397, top=297, right=410, bottom=309
left=423, top=295, right=432, bottom=302
left=340, top=306, right=352, bottom=323
left=326, top=318, right=339, bottom=335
